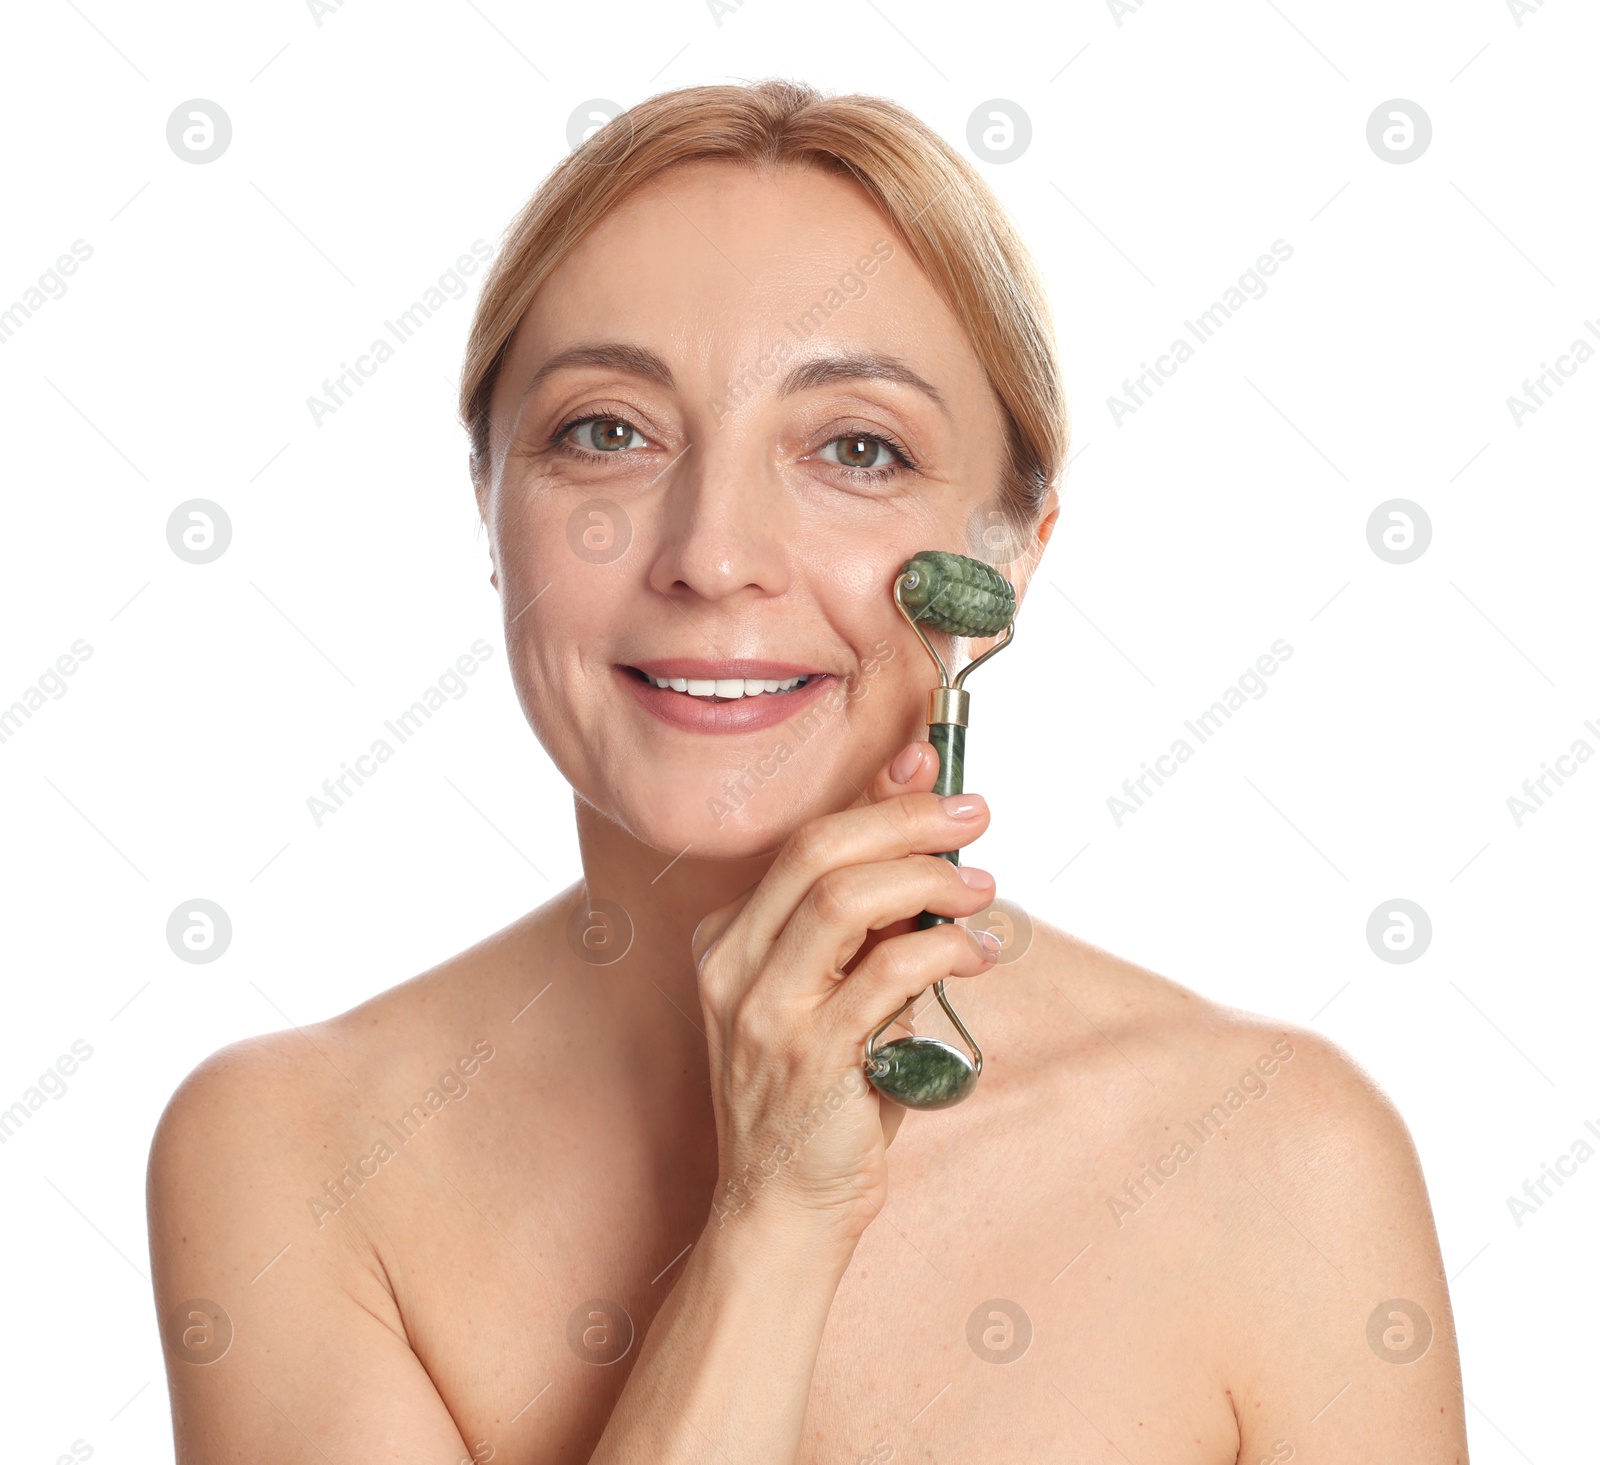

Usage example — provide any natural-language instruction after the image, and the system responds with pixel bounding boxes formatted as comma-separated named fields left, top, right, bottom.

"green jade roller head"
left=864, top=551, right=1018, bottom=1111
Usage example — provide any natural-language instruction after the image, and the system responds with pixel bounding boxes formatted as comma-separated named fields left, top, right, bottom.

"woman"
left=148, top=80, right=1467, bottom=1462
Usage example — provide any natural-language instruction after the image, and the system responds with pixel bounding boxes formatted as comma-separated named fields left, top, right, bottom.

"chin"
left=678, top=820, right=794, bottom=862
left=600, top=772, right=833, bottom=862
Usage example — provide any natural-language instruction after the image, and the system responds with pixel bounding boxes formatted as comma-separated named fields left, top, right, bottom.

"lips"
left=616, top=660, right=838, bottom=735
left=642, top=671, right=810, bottom=697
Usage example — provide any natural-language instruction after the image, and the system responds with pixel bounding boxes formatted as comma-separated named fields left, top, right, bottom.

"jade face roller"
left=863, top=550, right=1018, bottom=1111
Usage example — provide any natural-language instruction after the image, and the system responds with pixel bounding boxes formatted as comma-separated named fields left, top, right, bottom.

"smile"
left=616, top=662, right=837, bottom=735
left=637, top=672, right=813, bottom=701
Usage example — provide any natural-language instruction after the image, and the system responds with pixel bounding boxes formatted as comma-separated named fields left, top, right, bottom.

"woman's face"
left=478, top=159, right=1055, bottom=857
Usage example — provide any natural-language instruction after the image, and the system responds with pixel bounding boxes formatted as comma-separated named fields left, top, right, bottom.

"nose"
left=645, top=432, right=793, bottom=608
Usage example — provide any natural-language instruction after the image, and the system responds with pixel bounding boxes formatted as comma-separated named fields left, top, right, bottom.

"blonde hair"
left=459, top=79, right=1068, bottom=533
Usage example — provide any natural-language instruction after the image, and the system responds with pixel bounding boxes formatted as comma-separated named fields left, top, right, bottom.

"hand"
left=691, top=740, right=1002, bottom=1243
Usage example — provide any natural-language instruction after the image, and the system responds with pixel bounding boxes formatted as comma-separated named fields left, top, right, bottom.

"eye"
left=562, top=415, right=649, bottom=453
left=816, top=434, right=905, bottom=472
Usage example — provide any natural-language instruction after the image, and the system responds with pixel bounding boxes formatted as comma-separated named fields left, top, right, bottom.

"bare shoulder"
left=150, top=942, right=457, bottom=1180
left=1018, top=916, right=1421, bottom=1161
left=148, top=887, right=578, bottom=1200
left=146, top=888, right=581, bottom=1292
left=146, top=1025, right=358, bottom=1252
left=1022, top=916, right=1443, bottom=1240
left=145, top=892, right=581, bottom=1459
left=1015, top=919, right=1466, bottom=1458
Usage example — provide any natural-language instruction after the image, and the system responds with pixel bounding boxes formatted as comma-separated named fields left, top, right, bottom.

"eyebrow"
left=779, top=352, right=950, bottom=418
left=521, top=341, right=949, bottom=419
left=523, top=342, right=676, bottom=396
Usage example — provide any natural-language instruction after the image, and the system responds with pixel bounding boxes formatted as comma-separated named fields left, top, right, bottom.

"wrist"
left=701, top=1194, right=863, bottom=1278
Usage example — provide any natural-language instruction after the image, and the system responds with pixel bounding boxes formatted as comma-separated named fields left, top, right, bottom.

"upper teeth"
left=647, top=674, right=810, bottom=699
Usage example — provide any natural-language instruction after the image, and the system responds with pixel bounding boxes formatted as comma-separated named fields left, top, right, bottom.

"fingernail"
left=889, top=744, right=923, bottom=784
left=966, top=926, right=1002, bottom=959
left=958, top=866, right=992, bottom=888
left=941, top=794, right=984, bottom=819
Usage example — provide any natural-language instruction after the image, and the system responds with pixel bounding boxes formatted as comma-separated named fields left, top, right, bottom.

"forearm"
left=588, top=1208, right=856, bottom=1465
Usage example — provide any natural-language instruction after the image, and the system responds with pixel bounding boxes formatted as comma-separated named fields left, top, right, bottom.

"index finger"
left=720, top=741, right=989, bottom=963
left=691, top=742, right=942, bottom=967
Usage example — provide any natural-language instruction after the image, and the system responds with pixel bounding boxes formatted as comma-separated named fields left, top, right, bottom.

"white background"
left=2, top=0, right=1595, bottom=1459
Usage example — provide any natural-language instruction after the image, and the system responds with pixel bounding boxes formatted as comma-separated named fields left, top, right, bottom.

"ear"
left=960, top=490, right=1059, bottom=659
left=471, top=453, right=489, bottom=520
left=472, top=457, right=499, bottom=592
left=1033, top=487, right=1060, bottom=553
left=1008, top=486, right=1060, bottom=607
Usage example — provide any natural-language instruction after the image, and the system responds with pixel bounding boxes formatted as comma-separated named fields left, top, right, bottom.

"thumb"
left=849, top=739, right=941, bottom=811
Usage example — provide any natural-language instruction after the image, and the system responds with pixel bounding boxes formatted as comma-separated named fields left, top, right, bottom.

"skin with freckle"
left=148, top=159, right=1468, bottom=1465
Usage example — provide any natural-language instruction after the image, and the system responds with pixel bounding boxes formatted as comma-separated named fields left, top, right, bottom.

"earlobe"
left=479, top=524, right=499, bottom=593
left=471, top=457, right=499, bottom=591
left=471, top=453, right=489, bottom=520
left=1008, top=493, right=1060, bottom=607
left=1035, top=489, right=1061, bottom=551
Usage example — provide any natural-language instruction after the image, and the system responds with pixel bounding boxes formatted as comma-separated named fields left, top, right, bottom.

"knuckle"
left=891, top=792, right=930, bottom=850
left=948, top=921, right=982, bottom=961
left=869, top=939, right=919, bottom=994
left=697, top=940, right=736, bottom=1009
left=784, top=816, right=836, bottom=873
left=808, top=867, right=860, bottom=928
left=728, top=990, right=773, bottom=1050
left=920, top=852, right=960, bottom=884
left=692, top=903, right=731, bottom=968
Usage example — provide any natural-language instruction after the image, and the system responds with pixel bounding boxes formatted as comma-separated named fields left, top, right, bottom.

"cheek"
left=493, top=516, right=626, bottom=713
left=811, top=657, right=932, bottom=812
left=831, top=637, right=932, bottom=762
left=492, top=488, right=627, bottom=623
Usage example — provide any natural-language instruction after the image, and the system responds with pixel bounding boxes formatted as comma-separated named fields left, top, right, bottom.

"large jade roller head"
left=895, top=551, right=1017, bottom=641
left=865, top=551, right=1018, bottom=1111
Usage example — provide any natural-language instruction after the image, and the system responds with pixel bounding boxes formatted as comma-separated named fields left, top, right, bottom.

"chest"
left=374, top=1101, right=1240, bottom=1464
left=797, top=1150, right=1239, bottom=1463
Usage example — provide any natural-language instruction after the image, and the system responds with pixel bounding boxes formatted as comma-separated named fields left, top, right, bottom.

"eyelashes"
left=548, top=413, right=919, bottom=483
left=814, top=431, right=916, bottom=480
left=549, top=413, right=649, bottom=459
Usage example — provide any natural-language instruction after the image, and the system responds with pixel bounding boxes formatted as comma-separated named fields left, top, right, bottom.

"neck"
left=569, top=790, right=779, bottom=1036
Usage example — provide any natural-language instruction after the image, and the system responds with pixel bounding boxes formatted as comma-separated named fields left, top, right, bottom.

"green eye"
left=573, top=417, right=646, bottom=452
